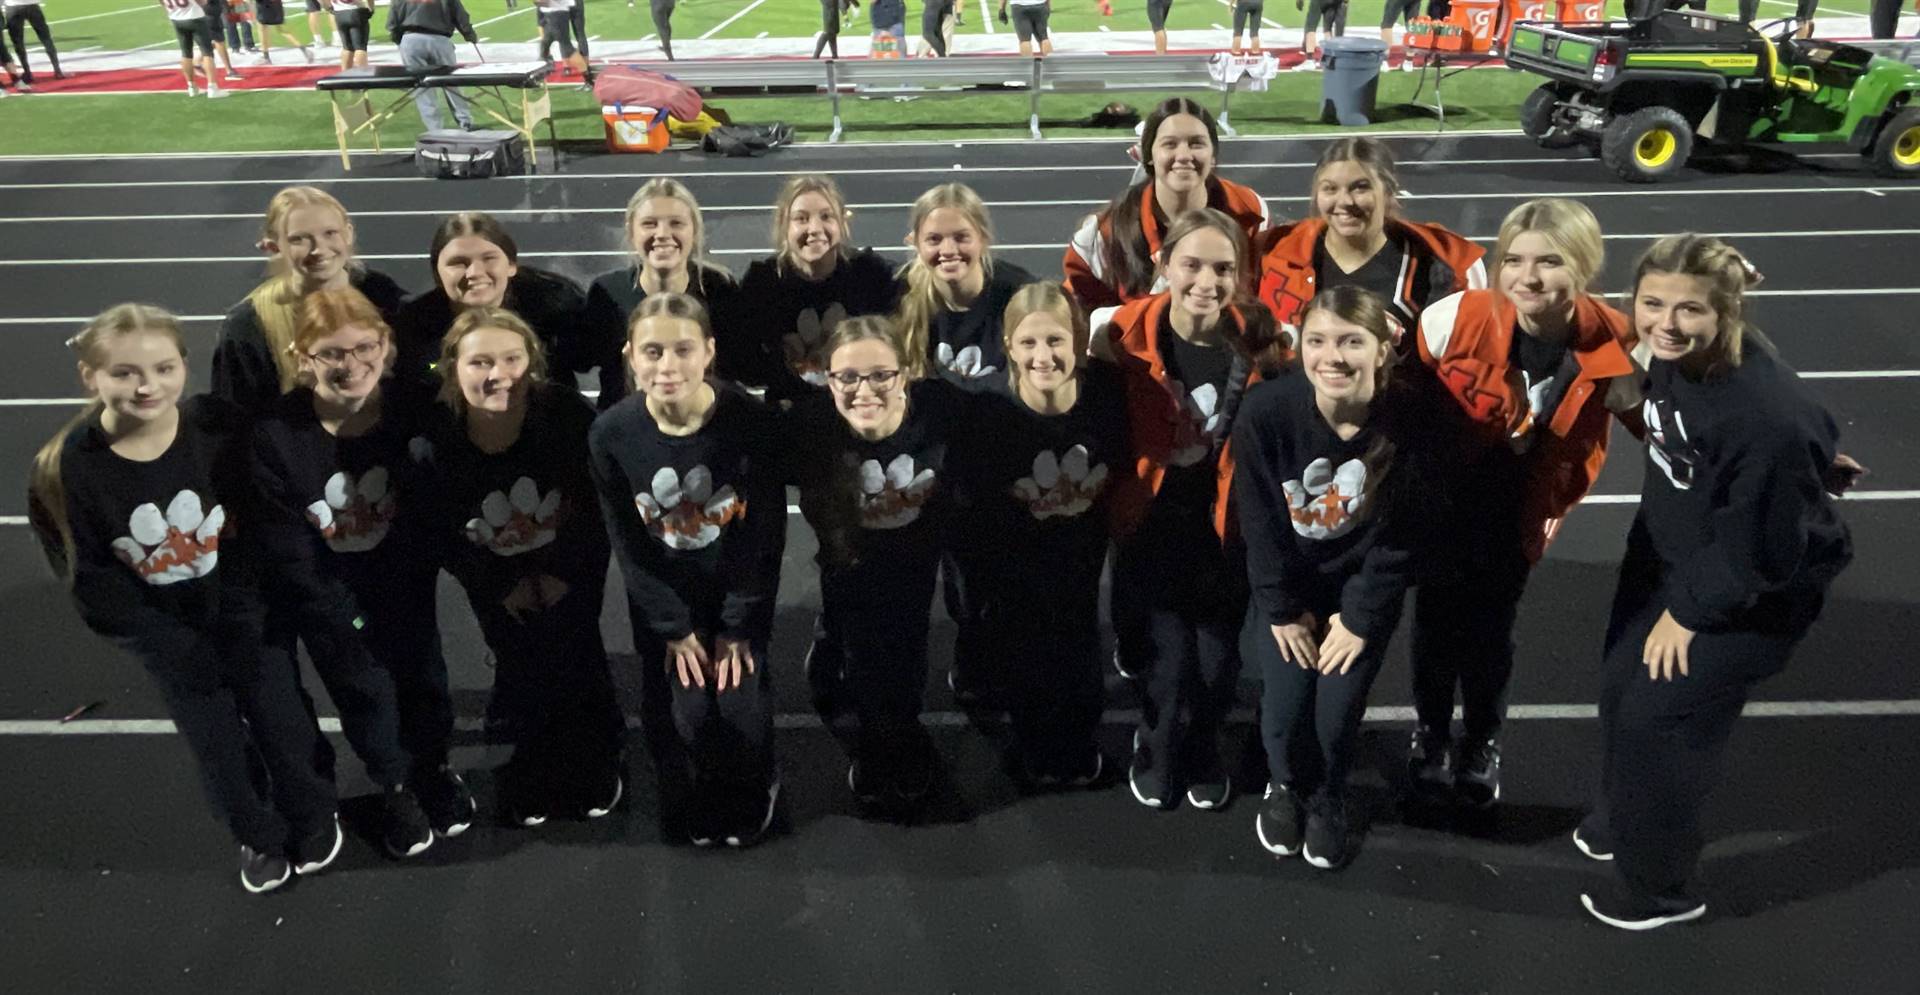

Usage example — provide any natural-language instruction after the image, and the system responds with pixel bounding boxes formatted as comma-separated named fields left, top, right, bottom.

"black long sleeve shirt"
left=737, top=249, right=899, bottom=404
left=212, top=269, right=407, bottom=417
left=588, top=382, right=787, bottom=644
left=581, top=262, right=746, bottom=409
left=919, top=262, right=1037, bottom=389
left=390, top=267, right=588, bottom=393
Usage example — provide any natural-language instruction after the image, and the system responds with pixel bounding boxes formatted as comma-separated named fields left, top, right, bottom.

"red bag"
left=591, top=67, right=703, bottom=124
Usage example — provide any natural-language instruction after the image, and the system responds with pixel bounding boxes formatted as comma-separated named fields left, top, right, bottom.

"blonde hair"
left=894, top=183, right=996, bottom=380
left=29, top=305, right=189, bottom=582
left=247, top=186, right=357, bottom=393
left=1493, top=198, right=1605, bottom=296
left=771, top=174, right=855, bottom=278
left=624, top=178, right=708, bottom=267
left=1631, top=233, right=1765, bottom=371
left=437, top=306, right=548, bottom=415
left=1307, top=137, right=1403, bottom=221
left=1000, top=282, right=1088, bottom=391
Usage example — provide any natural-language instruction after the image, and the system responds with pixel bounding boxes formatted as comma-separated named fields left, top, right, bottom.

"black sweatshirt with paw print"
left=587, top=382, right=788, bottom=645
left=917, top=262, right=1038, bottom=390
left=738, top=249, right=899, bottom=404
left=33, top=395, right=268, bottom=691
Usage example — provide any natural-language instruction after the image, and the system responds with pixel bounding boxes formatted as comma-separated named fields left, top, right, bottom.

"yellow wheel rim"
left=1895, top=125, right=1920, bottom=167
left=1635, top=127, right=1678, bottom=168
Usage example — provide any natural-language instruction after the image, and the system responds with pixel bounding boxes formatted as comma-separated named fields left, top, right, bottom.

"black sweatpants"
left=1113, top=526, right=1246, bottom=779
left=940, top=549, right=994, bottom=693
left=809, top=560, right=941, bottom=781
left=993, top=553, right=1105, bottom=771
left=1410, top=530, right=1531, bottom=746
left=294, top=607, right=413, bottom=789
left=4, top=4, right=58, bottom=79
left=669, top=637, right=774, bottom=796
left=1247, top=590, right=1403, bottom=804
left=355, top=562, right=454, bottom=777
left=650, top=0, right=675, bottom=59
left=1589, top=526, right=1822, bottom=907
left=151, top=645, right=337, bottom=855
left=1870, top=0, right=1902, bottom=36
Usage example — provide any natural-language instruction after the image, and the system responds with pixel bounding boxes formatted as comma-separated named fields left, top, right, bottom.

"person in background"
left=1230, top=0, right=1265, bottom=54
left=202, top=0, right=244, bottom=80
left=0, top=22, right=28, bottom=93
left=223, top=0, right=260, bottom=61
left=4, top=0, right=64, bottom=83
left=1147, top=0, right=1172, bottom=53
left=1299, top=0, right=1348, bottom=70
left=304, top=0, right=336, bottom=49
left=919, top=0, right=954, bottom=56
left=650, top=0, right=675, bottom=59
left=387, top=0, right=479, bottom=131
left=328, top=0, right=370, bottom=68
left=871, top=0, right=906, bottom=52
left=534, top=0, right=589, bottom=76
left=814, top=0, right=855, bottom=56
left=160, top=0, right=228, bottom=98
left=250, top=0, right=316, bottom=65
left=1000, top=0, right=1052, bottom=56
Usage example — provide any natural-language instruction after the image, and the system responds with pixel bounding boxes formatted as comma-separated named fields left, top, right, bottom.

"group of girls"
left=31, top=98, right=1854, bottom=932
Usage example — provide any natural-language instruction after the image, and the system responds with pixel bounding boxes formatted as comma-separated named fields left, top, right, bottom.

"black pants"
left=5, top=4, right=58, bottom=79
left=1113, top=527, right=1246, bottom=778
left=1870, top=0, right=1902, bottom=36
left=940, top=549, right=993, bottom=691
left=650, top=0, right=675, bottom=59
left=294, top=609, right=413, bottom=790
left=809, top=559, right=940, bottom=781
left=814, top=0, right=839, bottom=56
left=669, top=637, right=775, bottom=795
left=356, top=563, right=454, bottom=777
left=1410, top=537, right=1531, bottom=746
left=471, top=582, right=625, bottom=807
left=151, top=645, right=336, bottom=855
left=569, top=1, right=587, bottom=54
left=1247, top=590, right=1403, bottom=804
left=1589, top=526, right=1821, bottom=907
left=993, top=551, right=1105, bottom=770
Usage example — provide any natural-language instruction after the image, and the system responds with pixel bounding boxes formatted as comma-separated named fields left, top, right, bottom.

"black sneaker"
left=947, top=667, right=986, bottom=709
left=382, top=785, right=435, bottom=858
left=1112, top=647, right=1138, bottom=681
left=1060, top=748, right=1105, bottom=789
left=1184, top=746, right=1233, bottom=811
left=1573, top=818, right=1615, bottom=862
left=893, top=741, right=935, bottom=806
left=725, top=780, right=780, bottom=849
left=1128, top=730, right=1172, bottom=810
left=1302, top=798, right=1351, bottom=870
left=686, top=786, right=722, bottom=847
left=1454, top=738, right=1502, bottom=809
left=847, top=759, right=884, bottom=807
left=586, top=771, right=624, bottom=820
left=239, top=846, right=292, bottom=894
left=1406, top=725, right=1453, bottom=803
left=1580, top=883, right=1706, bottom=931
left=505, top=787, right=551, bottom=829
left=292, top=815, right=344, bottom=875
left=1256, top=783, right=1303, bottom=857
left=415, top=767, right=476, bottom=838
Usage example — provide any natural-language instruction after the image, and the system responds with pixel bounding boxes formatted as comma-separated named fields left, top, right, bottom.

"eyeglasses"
left=826, top=368, right=901, bottom=393
left=308, top=341, right=383, bottom=368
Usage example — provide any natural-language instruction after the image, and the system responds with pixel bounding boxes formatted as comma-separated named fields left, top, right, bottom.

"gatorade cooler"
left=1450, top=0, right=1504, bottom=53
left=1500, top=0, right=1550, bottom=48
left=871, top=30, right=902, bottom=58
left=1557, top=0, right=1604, bottom=22
left=603, top=104, right=670, bottom=153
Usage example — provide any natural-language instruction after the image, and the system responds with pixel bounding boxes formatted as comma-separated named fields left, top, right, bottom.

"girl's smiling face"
left=1300, top=309, right=1389, bottom=406
left=630, top=196, right=694, bottom=273
left=1314, top=159, right=1390, bottom=242
left=1164, top=226, right=1239, bottom=321
left=1151, top=113, right=1216, bottom=197
left=1007, top=312, right=1077, bottom=394
left=453, top=326, right=533, bottom=414
left=275, top=204, right=355, bottom=291
left=436, top=235, right=518, bottom=310
left=913, top=206, right=983, bottom=286
left=787, top=191, right=844, bottom=268
left=1498, top=230, right=1579, bottom=322
left=827, top=338, right=907, bottom=438
left=81, top=330, right=187, bottom=427
left=301, top=322, right=389, bottom=403
left=627, top=314, right=714, bottom=404
left=1635, top=270, right=1722, bottom=365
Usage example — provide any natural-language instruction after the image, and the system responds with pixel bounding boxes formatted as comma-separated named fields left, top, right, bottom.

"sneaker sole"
left=241, top=865, right=292, bottom=894
left=587, top=775, right=624, bottom=820
left=1127, top=767, right=1169, bottom=810
left=1302, top=844, right=1345, bottom=870
left=385, top=833, right=434, bottom=858
left=294, top=818, right=344, bottom=875
left=1580, top=893, right=1706, bottom=931
left=1186, top=780, right=1233, bottom=811
left=726, top=781, right=781, bottom=848
left=1572, top=828, right=1614, bottom=862
left=1255, top=814, right=1299, bottom=857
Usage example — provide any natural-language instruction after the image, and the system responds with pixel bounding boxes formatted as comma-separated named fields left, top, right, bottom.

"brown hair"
left=626, top=292, right=715, bottom=392
left=1098, top=97, right=1223, bottom=299
left=247, top=186, right=358, bottom=393
left=436, top=306, right=548, bottom=415
left=820, top=314, right=911, bottom=379
left=429, top=211, right=519, bottom=287
left=1307, top=137, right=1403, bottom=221
left=1298, top=285, right=1402, bottom=523
left=893, top=183, right=997, bottom=380
left=1630, top=233, right=1766, bottom=372
left=1158, top=208, right=1287, bottom=373
left=771, top=174, right=855, bottom=278
left=1000, top=282, right=1089, bottom=391
left=29, top=305, right=189, bottom=582
left=1493, top=198, right=1605, bottom=296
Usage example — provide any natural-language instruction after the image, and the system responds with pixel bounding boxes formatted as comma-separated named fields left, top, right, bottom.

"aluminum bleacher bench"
left=617, top=53, right=1254, bottom=142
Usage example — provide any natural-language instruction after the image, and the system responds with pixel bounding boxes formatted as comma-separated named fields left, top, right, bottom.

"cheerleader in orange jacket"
left=1101, top=208, right=1286, bottom=812
left=1255, top=137, right=1485, bottom=350
left=1408, top=198, right=1640, bottom=810
left=1064, top=97, right=1272, bottom=327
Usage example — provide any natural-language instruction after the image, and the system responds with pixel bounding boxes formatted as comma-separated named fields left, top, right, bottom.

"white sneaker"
left=186, top=83, right=200, bottom=96
left=208, top=86, right=230, bottom=98
left=246, top=52, right=267, bottom=65
left=1300, top=57, right=1319, bottom=71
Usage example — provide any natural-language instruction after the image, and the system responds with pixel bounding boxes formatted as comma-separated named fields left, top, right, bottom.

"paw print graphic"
left=304, top=467, right=396, bottom=554
left=784, top=303, right=847, bottom=386
left=465, top=476, right=563, bottom=556
left=1283, top=457, right=1368, bottom=540
left=407, top=435, right=434, bottom=465
left=857, top=453, right=937, bottom=529
left=634, top=465, right=746, bottom=551
left=935, top=342, right=997, bottom=381
left=1642, top=397, right=1696, bottom=491
left=1012, top=445, right=1109, bottom=520
left=111, top=489, right=225, bottom=586
left=1168, top=380, right=1221, bottom=467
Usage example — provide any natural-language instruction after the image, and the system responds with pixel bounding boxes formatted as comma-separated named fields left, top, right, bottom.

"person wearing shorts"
left=535, top=0, right=588, bottom=74
left=1002, top=0, right=1051, bottom=54
left=1147, top=0, right=1172, bottom=53
left=1300, top=0, right=1347, bottom=67
left=304, top=0, right=334, bottom=46
left=1379, top=0, right=1419, bottom=68
left=159, top=0, right=226, bottom=96
left=330, top=0, right=369, bottom=68
left=1231, top=0, right=1263, bottom=52
left=200, top=0, right=242, bottom=79
left=251, top=0, right=315, bottom=64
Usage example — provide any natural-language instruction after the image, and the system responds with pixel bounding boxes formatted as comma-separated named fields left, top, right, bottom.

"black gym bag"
left=414, top=129, right=530, bottom=179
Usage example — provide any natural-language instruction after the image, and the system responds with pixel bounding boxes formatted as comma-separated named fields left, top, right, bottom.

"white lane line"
left=0, top=516, right=28, bottom=525
left=699, top=0, right=769, bottom=40
left=471, top=6, right=534, bottom=28
left=1580, top=490, right=1920, bottom=505
left=1801, top=370, right=1920, bottom=379
left=980, top=0, right=995, bottom=32
left=7, top=699, right=1919, bottom=735
left=49, top=4, right=149, bottom=25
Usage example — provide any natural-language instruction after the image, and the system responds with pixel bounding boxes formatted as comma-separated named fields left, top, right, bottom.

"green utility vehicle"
left=1505, top=11, right=1920, bottom=181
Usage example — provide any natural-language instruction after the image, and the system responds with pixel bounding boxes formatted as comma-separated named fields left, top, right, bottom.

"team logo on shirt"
left=465, top=476, right=563, bottom=556
left=407, top=436, right=434, bottom=464
left=856, top=454, right=937, bottom=529
left=785, top=304, right=847, bottom=386
left=1643, top=397, right=1698, bottom=491
left=1284, top=457, right=1368, bottom=540
left=111, top=490, right=225, bottom=586
left=634, top=465, right=745, bottom=551
left=1168, top=380, right=1222, bottom=467
left=1012, top=446, right=1108, bottom=520
left=935, top=343, right=997, bottom=380
left=304, top=468, right=396, bottom=553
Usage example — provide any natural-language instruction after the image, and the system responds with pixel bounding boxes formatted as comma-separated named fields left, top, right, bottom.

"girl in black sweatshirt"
left=1234, top=286, right=1420, bottom=871
left=958, top=282, right=1128, bottom=786
left=1577, top=235, right=1853, bottom=931
left=583, top=178, right=747, bottom=409
left=785, top=315, right=972, bottom=814
left=28, top=304, right=337, bottom=893
left=248, top=287, right=463, bottom=854
left=422, top=306, right=626, bottom=827
left=213, top=186, right=407, bottom=417
left=589, top=293, right=787, bottom=847
left=391, top=212, right=591, bottom=393
left=737, top=175, right=899, bottom=405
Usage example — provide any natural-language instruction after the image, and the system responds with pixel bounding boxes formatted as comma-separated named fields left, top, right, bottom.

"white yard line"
left=979, top=0, right=995, bottom=32
left=698, top=0, right=769, bottom=40
left=49, top=4, right=150, bottom=25
left=471, top=6, right=534, bottom=29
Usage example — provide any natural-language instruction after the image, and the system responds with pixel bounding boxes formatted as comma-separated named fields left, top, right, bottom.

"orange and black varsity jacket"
left=1255, top=217, right=1487, bottom=341
left=1415, top=289, right=1640, bottom=563
left=1064, top=176, right=1272, bottom=322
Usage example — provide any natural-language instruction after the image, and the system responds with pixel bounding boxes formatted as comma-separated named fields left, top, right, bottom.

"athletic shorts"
left=1380, top=0, right=1419, bottom=28
left=1233, top=0, right=1263, bottom=33
left=1794, top=0, right=1817, bottom=19
left=538, top=9, right=575, bottom=56
left=333, top=6, right=369, bottom=50
left=1146, top=0, right=1172, bottom=30
left=1010, top=2, right=1050, bottom=41
left=175, top=16, right=216, bottom=57
left=203, top=0, right=229, bottom=25
left=305, top=0, right=321, bottom=11
left=256, top=0, right=285, bottom=25
left=1303, top=0, right=1346, bottom=33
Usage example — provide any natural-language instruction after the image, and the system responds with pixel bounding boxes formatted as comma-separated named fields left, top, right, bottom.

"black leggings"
left=4, top=4, right=58, bottom=78
left=1304, top=0, right=1347, bottom=33
left=814, top=0, right=840, bottom=56
left=1114, top=527, right=1247, bottom=779
left=1247, top=593, right=1403, bottom=804
left=538, top=9, right=577, bottom=59
left=1869, top=0, right=1902, bottom=36
left=353, top=562, right=455, bottom=776
left=1410, top=530, right=1532, bottom=746
left=1233, top=0, right=1263, bottom=34
left=808, top=562, right=940, bottom=782
left=333, top=6, right=369, bottom=51
left=993, top=550, right=1106, bottom=769
left=651, top=0, right=675, bottom=59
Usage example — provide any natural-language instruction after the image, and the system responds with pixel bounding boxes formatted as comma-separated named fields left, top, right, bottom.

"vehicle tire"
left=1520, top=85, right=1580, bottom=149
left=1600, top=106, right=1693, bottom=183
left=1868, top=106, right=1920, bottom=179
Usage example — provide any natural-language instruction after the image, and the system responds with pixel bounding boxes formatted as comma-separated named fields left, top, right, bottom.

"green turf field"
left=35, top=0, right=1875, bottom=54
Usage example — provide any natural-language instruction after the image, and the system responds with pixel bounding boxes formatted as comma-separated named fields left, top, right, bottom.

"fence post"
left=827, top=58, right=844, bottom=143
left=1029, top=56, right=1045, bottom=140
